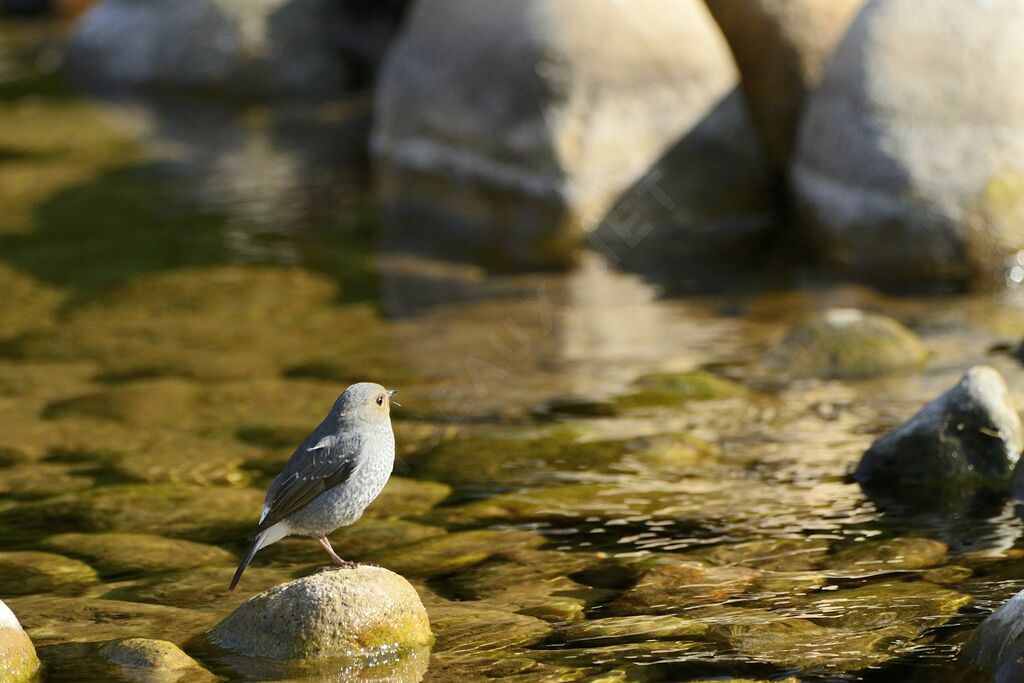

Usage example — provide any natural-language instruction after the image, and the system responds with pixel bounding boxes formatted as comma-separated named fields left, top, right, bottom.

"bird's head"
left=333, top=382, right=398, bottom=423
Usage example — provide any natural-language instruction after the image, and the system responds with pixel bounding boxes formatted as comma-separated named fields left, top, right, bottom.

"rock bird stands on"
left=231, top=382, right=397, bottom=590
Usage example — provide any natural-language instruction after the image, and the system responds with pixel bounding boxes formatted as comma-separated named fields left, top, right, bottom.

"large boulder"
left=208, top=566, right=432, bottom=660
left=373, top=0, right=774, bottom=268
left=962, top=589, right=1024, bottom=683
left=0, top=599, right=40, bottom=683
left=704, top=0, right=864, bottom=167
left=854, top=366, right=1024, bottom=485
left=792, top=0, right=1024, bottom=285
left=66, top=0, right=347, bottom=98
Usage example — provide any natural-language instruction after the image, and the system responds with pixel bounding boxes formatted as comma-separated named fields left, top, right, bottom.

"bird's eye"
left=376, top=395, right=384, bottom=406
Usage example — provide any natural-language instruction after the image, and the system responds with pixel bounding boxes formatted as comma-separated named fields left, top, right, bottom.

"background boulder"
left=373, top=0, right=774, bottom=268
left=705, top=0, right=864, bottom=168
left=792, top=0, right=1024, bottom=285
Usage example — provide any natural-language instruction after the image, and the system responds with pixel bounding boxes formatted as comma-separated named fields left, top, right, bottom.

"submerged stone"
left=6, top=595, right=217, bottom=646
left=0, top=599, right=40, bottom=683
left=618, top=371, right=747, bottom=409
left=98, top=637, right=212, bottom=681
left=0, top=484, right=264, bottom=545
left=689, top=538, right=830, bottom=572
left=607, top=560, right=760, bottom=616
left=855, top=366, right=1023, bottom=485
left=825, top=537, right=948, bottom=574
left=555, top=615, right=708, bottom=646
left=102, top=565, right=292, bottom=609
left=0, top=551, right=98, bottom=595
left=366, top=529, right=545, bottom=578
left=772, top=309, right=927, bottom=379
left=208, top=567, right=432, bottom=660
left=425, top=593, right=552, bottom=655
left=40, top=532, right=234, bottom=578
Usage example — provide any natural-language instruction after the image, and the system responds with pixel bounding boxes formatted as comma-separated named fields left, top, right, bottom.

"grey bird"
left=230, top=382, right=397, bottom=590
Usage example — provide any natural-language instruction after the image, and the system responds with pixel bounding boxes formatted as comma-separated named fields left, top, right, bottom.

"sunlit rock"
left=0, top=599, right=40, bottom=683
left=98, top=638, right=213, bottom=682
left=66, top=0, right=347, bottom=98
left=772, top=308, right=927, bottom=379
left=792, top=0, right=1024, bottom=285
left=208, top=567, right=432, bottom=660
left=705, top=0, right=865, bottom=167
left=0, top=551, right=98, bottom=596
left=855, top=366, right=1023, bottom=485
left=373, top=0, right=773, bottom=267
left=40, top=533, right=234, bottom=578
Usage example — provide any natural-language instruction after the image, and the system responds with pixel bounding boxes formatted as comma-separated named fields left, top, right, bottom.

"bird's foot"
left=315, top=561, right=358, bottom=573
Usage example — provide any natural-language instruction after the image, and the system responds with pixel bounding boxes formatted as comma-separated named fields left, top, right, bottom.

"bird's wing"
left=254, top=429, right=361, bottom=534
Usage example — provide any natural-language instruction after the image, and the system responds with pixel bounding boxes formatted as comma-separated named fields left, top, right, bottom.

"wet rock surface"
left=962, top=589, right=1024, bottom=683
left=40, top=532, right=234, bottom=578
left=855, top=366, right=1023, bottom=485
left=0, top=551, right=99, bottom=595
left=0, top=599, right=40, bottom=683
left=208, top=566, right=432, bottom=660
left=772, top=308, right=927, bottom=379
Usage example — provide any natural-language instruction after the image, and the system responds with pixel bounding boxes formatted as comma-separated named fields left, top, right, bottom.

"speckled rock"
left=208, top=567, right=432, bottom=660
left=0, top=599, right=40, bottom=683
left=67, top=0, right=347, bottom=97
left=773, top=308, right=927, bottom=379
left=855, top=366, right=1023, bottom=485
left=792, top=0, right=1024, bottom=284
left=373, top=0, right=772, bottom=267
left=962, top=588, right=1024, bottom=683
left=98, top=638, right=212, bottom=682
left=705, top=0, right=865, bottom=166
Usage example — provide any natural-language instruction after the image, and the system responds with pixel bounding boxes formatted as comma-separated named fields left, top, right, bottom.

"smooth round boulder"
left=373, top=0, right=773, bottom=267
left=792, top=0, right=1024, bottom=285
left=66, top=0, right=347, bottom=98
left=98, top=638, right=212, bottom=681
left=208, top=566, right=432, bottom=660
left=855, top=366, right=1024, bottom=485
left=0, top=599, right=40, bottom=683
left=705, top=0, right=865, bottom=167
left=772, top=308, right=927, bottom=379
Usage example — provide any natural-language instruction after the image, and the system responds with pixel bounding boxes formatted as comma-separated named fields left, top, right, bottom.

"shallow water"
left=3, top=20, right=1024, bottom=683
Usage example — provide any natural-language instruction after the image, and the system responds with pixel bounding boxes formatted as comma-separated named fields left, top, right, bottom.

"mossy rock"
left=0, top=551, right=98, bottom=595
left=0, top=600, right=40, bottom=683
left=616, top=371, right=747, bottom=410
left=772, top=309, right=927, bottom=379
left=40, top=532, right=234, bottom=578
left=825, top=537, right=948, bottom=575
left=98, top=637, right=213, bottom=681
left=0, top=484, right=264, bottom=545
left=208, top=567, right=433, bottom=660
left=364, top=476, right=452, bottom=519
left=0, top=462, right=97, bottom=500
left=0, top=264, right=62, bottom=341
left=259, top=519, right=447, bottom=567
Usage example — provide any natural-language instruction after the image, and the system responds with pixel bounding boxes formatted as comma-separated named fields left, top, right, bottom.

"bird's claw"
left=316, top=561, right=358, bottom=573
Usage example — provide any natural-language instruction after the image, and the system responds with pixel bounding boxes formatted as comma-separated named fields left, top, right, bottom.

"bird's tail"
left=230, top=523, right=288, bottom=590
left=230, top=537, right=262, bottom=591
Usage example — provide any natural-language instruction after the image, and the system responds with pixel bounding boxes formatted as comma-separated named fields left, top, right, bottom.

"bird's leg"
left=316, top=535, right=358, bottom=570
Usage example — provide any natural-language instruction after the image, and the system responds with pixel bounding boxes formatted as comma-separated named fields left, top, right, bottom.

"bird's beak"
left=388, top=389, right=400, bottom=407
